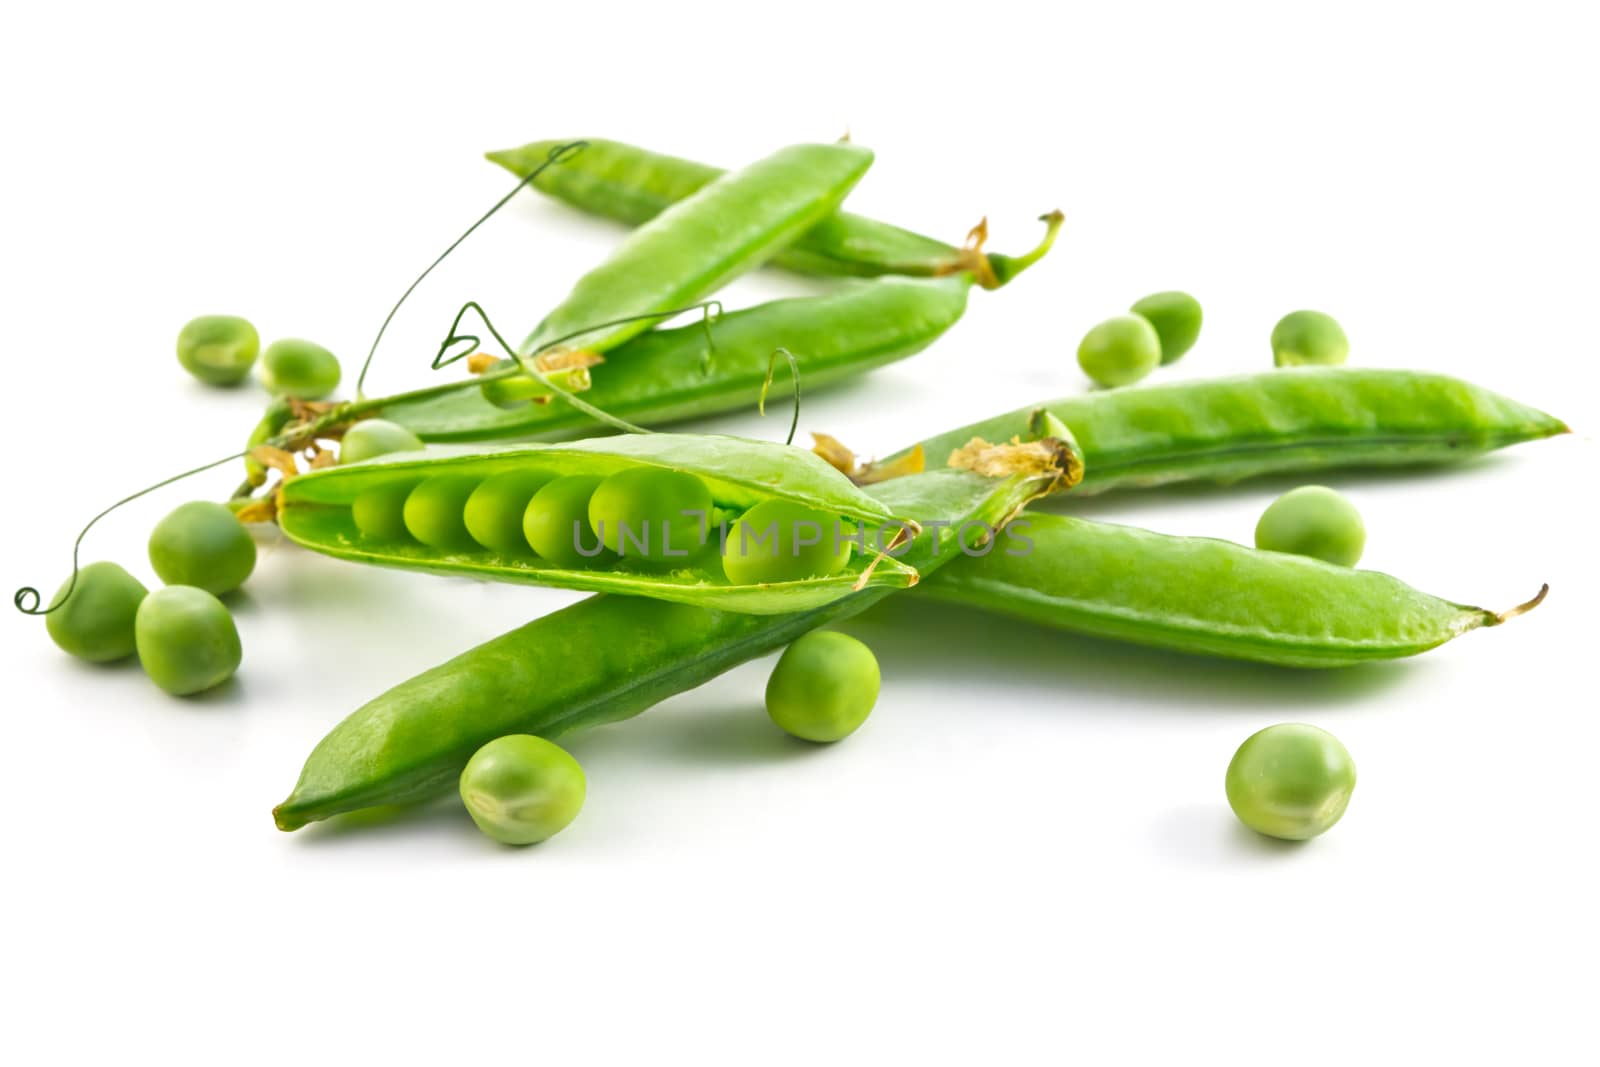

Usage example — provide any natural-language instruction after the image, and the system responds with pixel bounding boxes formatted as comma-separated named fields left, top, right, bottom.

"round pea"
left=351, top=481, right=415, bottom=541
left=1271, top=310, right=1348, bottom=367
left=458, top=734, right=586, bottom=846
left=258, top=338, right=342, bottom=399
left=148, top=501, right=256, bottom=596
left=587, top=468, right=712, bottom=565
left=1130, top=291, right=1203, bottom=364
left=176, top=314, right=259, bottom=386
left=340, top=419, right=423, bottom=464
left=135, top=585, right=242, bottom=696
left=765, top=631, right=881, bottom=743
left=43, top=561, right=148, bottom=662
left=722, top=499, right=850, bottom=585
left=403, top=476, right=479, bottom=550
left=523, top=475, right=610, bottom=567
left=1254, top=485, right=1366, bottom=567
left=1077, top=314, right=1161, bottom=388
left=1225, top=723, right=1356, bottom=841
left=465, top=471, right=553, bottom=555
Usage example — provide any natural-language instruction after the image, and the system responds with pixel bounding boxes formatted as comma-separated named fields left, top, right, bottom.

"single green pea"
left=465, top=471, right=553, bottom=555
left=722, top=498, right=851, bottom=585
left=403, top=477, right=480, bottom=549
left=1130, top=291, right=1203, bottom=364
left=1077, top=314, right=1161, bottom=388
left=587, top=468, right=712, bottom=565
left=1254, top=485, right=1366, bottom=567
left=135, top=585, right=242, bottom=696
left=1225, top=723, right=1356, bottom=840
left=148, top=501, right=256, bottom=596
left=351, top=481, right=415, bottom=541
left=523, top=475, right=610, bottom=567
left=765, top=631, right=881, bottom=743
left=258, top=338, right=342, bottom=399
left=176, top=315, right=260, bottom=386
left=340, top=419, right=424, bottom=464
left=43, top=561, right=149, bottom=662
left=1272, top=310, right=1348, bottom=367
left=458, top=734, right=586, bottom=846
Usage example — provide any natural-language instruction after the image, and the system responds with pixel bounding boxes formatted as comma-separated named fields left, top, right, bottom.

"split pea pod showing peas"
left=487, top=137, right=1063, bottom=288
left=274, top=464, right=1070, bottom=830
left=920, top=513, right=1546, bottom=668
left=381, top=275, right=976, bottom=443
left=894, top=368, right=1569, bottom=495
left=277, top=433, right=926, bottom=614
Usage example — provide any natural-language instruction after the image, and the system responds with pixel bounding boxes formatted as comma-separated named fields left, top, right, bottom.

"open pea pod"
left=277, top=433, right=920, bottom=614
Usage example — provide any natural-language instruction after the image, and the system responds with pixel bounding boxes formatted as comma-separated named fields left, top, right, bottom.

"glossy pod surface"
left=489, top=137, right=1047, bottom=287
left=920, top=513, right=1534, bottom=667
left=277, top=434, right=923, bottom=613
left=274, top=465, right=1068, bottom=830
left=380, top=275, right=973, bottom=442
left=520, top=141, right=873, bottom=358
left=895, top=368, right=1568, bottom=495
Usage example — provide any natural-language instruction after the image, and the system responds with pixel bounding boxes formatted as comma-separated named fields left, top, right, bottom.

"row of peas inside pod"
left=177, top=314, right=342, bottom=399
left=44, top=500, right=258, bottom=696
left=1074, top=291, right=1350, bottom=389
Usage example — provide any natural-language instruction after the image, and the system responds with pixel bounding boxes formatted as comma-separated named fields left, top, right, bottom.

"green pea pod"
left=894, top=368, right=1569, bottom=494
left=276, top=433, right=922, bottom=614
left=381, top=275, right=973, bottom=442
left=273, top=462, right=1066, bottom=831
left=488, top=137, right=1062, bottom=288
left=921, top=513, right=1547, bottom=668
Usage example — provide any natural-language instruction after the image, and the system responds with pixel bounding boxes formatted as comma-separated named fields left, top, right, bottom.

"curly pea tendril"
left=18, top=140, right=813, bottom=617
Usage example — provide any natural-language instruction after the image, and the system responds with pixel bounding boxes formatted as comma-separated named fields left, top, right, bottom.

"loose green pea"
left=403, top=477, right=479, bottom=549
left=148, top=501, right=256, bottom=596
left=1254, top=485, right=1366, bottom=567
left=765, top=631, right=880, bottom=743
left=587, top=468, right=712, bottom=565
left=340, top=419, right=423, bottom=464
left=176, top=315, right=259, bottom=387
left=459, top=734, right=586, bottom=846
left=465, top=471, right=553, bottom=555
left=523, top=475, right=610, bottom=567
left=1130, top=291, right=1203, bottom=364
left=1225, top=723, right=1356, bottom=840
left=43, top=561, right=149, bottom=662
left=135, top=585, right=242, bottom=696
left=1077, top=314, right=1161, bottom=388
left=258, top=338, right=342, bottom=399
left=1272, top=310, right=1348, bottom=367
left=722, top=498, right=850, bottom=585
left=351, top=482, right=415, bottom=541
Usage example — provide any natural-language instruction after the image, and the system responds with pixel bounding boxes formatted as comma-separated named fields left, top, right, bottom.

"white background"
left=2, top=2, right=1595, bottom=1063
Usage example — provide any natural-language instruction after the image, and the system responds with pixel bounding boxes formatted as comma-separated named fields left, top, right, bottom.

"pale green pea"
left=523, top=475, right=609, bottom=567
left=403, top=477, right=479, bottom=549
left=148, top=501, right=256, bottom=596
left=465, top=471, right=553, bottom=555
left=1077, top=314, right=1161, bottom=388
left=587, top=468, right=712, bottom=565
left=1255, top=485, right=1366, bottom=567
left=135, top=585, right=242, bottom=696
left=1130, top=291, right=1203, bottom=364
left=340, top=419, right=424, bottom=464
left=44, top=561, right=148, bottom=662
left=1272, top=310, right=1348, bottom=367
left=722, top=498, right=850, bottom=585
left=177, top=315, right=259, bottom=386
left=1225, top=723, right=1356, bottom=840
left=765, top=631, right=880, bottom=743
left=259, top=338, right=342, bottom=398
left=459, top=734, right=586, bottom=846
left=351, top=482, right=415, bottom=541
